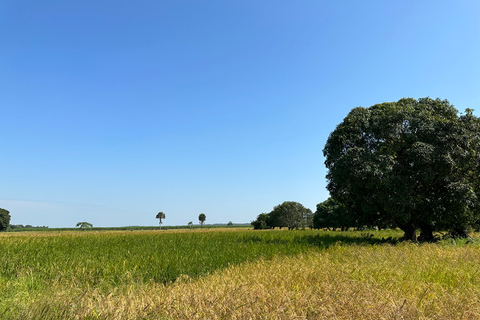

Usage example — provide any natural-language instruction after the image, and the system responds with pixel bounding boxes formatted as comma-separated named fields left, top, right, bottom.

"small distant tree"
left=76, top=221, right=93, bottom=230
left=227, top=221, right=233, bottom=226
left=198, top=213, right=206, bottom=227
left=188, top=221, right=193, bottom=229
left=0, top=208, right=11, bottom=231
left=156, top=211, right=166, bottom=229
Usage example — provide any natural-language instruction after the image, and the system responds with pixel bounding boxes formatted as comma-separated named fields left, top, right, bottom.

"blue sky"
left=1, top=1, right=479, bottom=227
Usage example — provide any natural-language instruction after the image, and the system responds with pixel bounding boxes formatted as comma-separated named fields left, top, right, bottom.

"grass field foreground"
left=1, top=229, right=480, bottom=319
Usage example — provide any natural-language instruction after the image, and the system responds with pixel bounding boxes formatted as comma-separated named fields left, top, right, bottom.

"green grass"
left=0, top=229, right=349, bottom=288
left=0, top=230, right=397, bottom=297
left=1, top=228, right=478, bottom=319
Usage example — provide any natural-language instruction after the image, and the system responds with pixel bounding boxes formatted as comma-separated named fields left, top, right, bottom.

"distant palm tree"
left=198, top=213, right=206, bottom=227
left=156, top=212, right=166, bottom=229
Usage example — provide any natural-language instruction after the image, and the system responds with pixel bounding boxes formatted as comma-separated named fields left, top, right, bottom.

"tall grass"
left=0, top=229, right=324, bottom=289
left=1, top=229, right=479, bottom=319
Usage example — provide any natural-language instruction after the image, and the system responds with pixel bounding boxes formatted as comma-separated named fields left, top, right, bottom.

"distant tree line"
left=10, top=224, right=49, bottom=230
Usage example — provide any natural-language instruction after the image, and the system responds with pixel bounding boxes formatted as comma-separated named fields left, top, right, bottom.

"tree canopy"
left=323, top=97, right=480, bottom=241
left=313, top=198, right=352, bottom=231
left=251, top=201, right=313, bottom=230
left=156, top=212, right=166, bottom=229
left=0, top=208, right=11, bottom=231
left=251, top=213, right=271, bottom=230
left=198, top=213, right=206, bottom=227
left=76, top=221, right=93, bottom=230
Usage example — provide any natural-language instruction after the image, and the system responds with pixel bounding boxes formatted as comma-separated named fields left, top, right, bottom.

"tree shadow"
left=241, top=231, right=401, bottom=248
left=293, top=232, right=401, bottom=248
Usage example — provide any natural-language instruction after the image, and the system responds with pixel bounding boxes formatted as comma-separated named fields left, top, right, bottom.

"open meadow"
left=1, top=228, right=480, bottom=319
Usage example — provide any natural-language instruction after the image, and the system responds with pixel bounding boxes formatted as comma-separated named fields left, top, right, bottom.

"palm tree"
left=198, top=213, right=206, bottom=227
left=156, top=212, right=166, bottom=229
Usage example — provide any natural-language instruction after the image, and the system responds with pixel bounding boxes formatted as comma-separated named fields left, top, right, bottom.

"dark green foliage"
left=324, top=97, right=480, bottom=241
left=9, top=225, right=48, bottom=230
left=314, top=198, right=353, bottom=230
left=0, top=208, right=10, bottom=231
left=252, top=201, right=313, bottom=230
left=270, top=201, right=313, bottom=230
left=156, top=212, right=166, bottom=228
left=198, top=213, right=206, bottom=227
left=251, top=213, right=271, bottom=229
left=314, top=198, right=393, bottom=231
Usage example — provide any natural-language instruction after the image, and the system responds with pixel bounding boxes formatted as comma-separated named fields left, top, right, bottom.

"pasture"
left=0, top=228, right=479, bottom=319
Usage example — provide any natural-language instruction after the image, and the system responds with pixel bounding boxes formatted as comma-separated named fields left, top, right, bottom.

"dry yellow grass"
left=24, top=241, right=480, bottom=320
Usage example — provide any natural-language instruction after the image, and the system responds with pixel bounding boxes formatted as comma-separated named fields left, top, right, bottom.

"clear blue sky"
left=1, top=1, right=479, bottom=227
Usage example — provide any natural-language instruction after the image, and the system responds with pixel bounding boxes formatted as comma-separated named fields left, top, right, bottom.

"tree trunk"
left=395, top=220, right=417, bottom=242
left=450, top=226, right=471, bottom=239
left=418, top=222, right=434, bottom=242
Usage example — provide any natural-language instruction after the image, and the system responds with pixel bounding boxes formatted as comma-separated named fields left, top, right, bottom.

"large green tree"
left=0, top=208, right=11, bottom=231
left=324, top=97, right=480, bottom=241
left=269, top=201, right=312, bottom=230
left=314, top=198, right=353, bottom=231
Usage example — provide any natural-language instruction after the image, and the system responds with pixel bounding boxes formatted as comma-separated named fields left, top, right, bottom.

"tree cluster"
left=251, top=201, right=313, bottom=230
left=323, top=97, right=480, bottom=241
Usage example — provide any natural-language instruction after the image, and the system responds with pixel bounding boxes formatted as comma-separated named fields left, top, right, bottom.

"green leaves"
left=0, top=208, right=10, bottom=231
left=251, top=202, right=313, bottom=230
left=324, top=97, right=480, bottom=240
left=198, top=213, right=206, bottom=226
left=156, top=212, right=166, bottom=228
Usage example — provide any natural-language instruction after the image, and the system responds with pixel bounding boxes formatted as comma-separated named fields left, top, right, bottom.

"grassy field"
left=7, top=224, right=251, bottom=232
left=0, top=228, right=479, bottom=319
